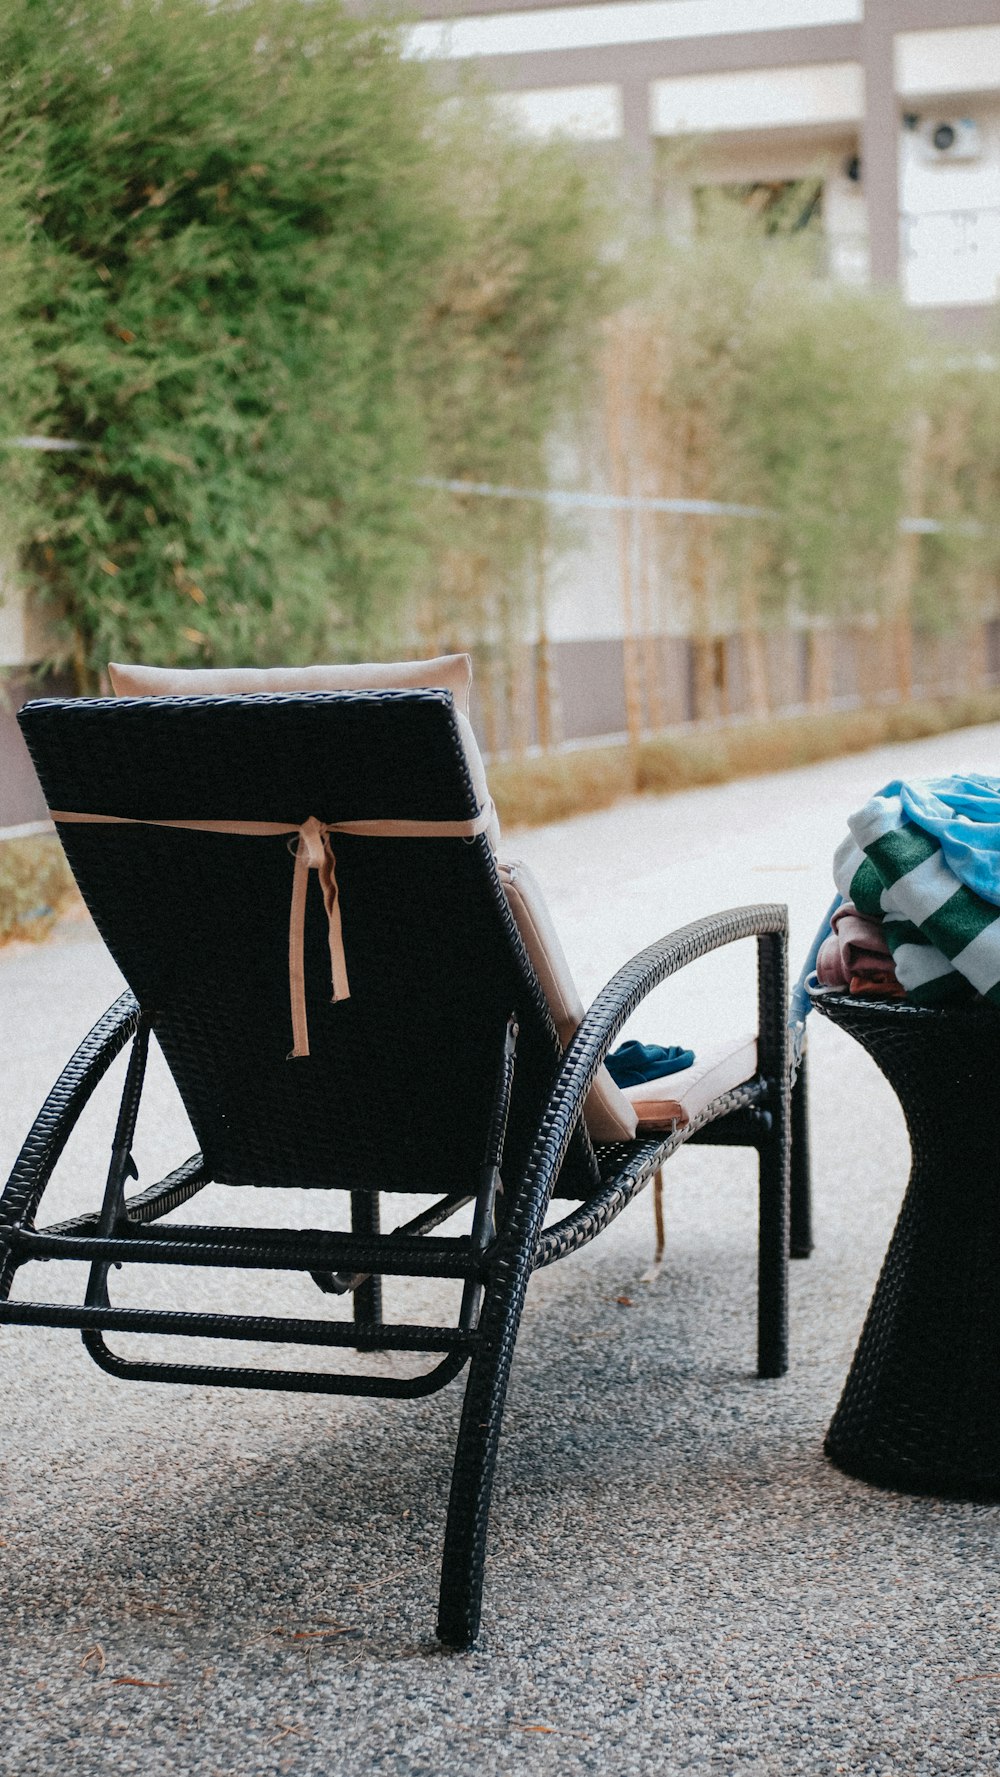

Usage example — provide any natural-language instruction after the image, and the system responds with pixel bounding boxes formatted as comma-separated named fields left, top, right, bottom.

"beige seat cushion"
left=624, top=1036, right=758, bottom=1134
left=499, top=860, right=638, bottom=1144
left=108, top=654, right=501, bottom=851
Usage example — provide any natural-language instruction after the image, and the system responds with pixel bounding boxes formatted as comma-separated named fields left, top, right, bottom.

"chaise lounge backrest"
left=19, top=691, right=599, bottom=1200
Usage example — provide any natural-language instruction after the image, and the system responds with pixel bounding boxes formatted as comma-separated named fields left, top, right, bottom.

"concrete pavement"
left=2, top=725, right=1000, bottom=1775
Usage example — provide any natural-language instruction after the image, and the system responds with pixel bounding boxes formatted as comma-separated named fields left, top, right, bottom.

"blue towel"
left=605, top=1041, right=695, bottom=1088
left=883, top=775, right=1000, bottom=907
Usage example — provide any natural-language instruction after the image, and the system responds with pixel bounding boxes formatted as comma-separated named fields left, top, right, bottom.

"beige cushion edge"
left=108, top=653, right=474, bottom=716
left=499, top=860, right=638, bottom=1144
left=455, top=711, right=501, bottom=853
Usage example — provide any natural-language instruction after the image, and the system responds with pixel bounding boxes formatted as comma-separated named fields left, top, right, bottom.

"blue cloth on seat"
left=605, top=1041, right=695, bottom=1088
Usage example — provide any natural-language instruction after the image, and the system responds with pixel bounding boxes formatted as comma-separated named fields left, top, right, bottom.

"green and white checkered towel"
left=834, top=791, right=1000, bottom=1007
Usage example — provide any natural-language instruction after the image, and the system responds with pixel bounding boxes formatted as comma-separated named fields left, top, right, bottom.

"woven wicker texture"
left=19, top=693, right=598, bottom=1200
left=0, top=991, right=141, bottom=1308
left=9, top=691, right=794, bottom=1649
left=811, top=988, right=1000, bottom=1499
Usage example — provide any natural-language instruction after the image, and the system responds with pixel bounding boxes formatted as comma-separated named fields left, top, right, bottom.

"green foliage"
left=913, top=343, right=1000, bottom=629
left=0, top=0, right=613, bottom=685
left=0, top=122, right=51, bottom=565
left=421, top=107, right=612, bottom=491
left=0, top=0, right=448, bottom=681
left=732, top=279, right=918, bottom=617
left=625, top=199, right=922, bottom=625
left=408, top=99, right=617, bottom=651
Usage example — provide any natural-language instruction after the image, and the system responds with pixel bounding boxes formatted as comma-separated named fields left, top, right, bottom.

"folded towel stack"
left=816, top=900, right=904, bottom=999
left=832, top=775, right=1000, bottom=1007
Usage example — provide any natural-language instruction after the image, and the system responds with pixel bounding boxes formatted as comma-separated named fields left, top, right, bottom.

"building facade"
left=402, top=0, right=1000, bottom=327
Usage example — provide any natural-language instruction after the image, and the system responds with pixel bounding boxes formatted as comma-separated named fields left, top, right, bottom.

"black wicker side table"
left=809, top=986, right=1000, bottom=1500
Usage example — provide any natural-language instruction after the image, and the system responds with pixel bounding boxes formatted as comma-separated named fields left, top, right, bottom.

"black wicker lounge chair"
left=3, top=688, right=790, bottom=1648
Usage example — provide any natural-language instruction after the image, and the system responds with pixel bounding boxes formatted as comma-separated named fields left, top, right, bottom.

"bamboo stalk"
left=634, top=356, right=666, bottom=733
left=637, top=505, right=664, bottom=731
left=738, top=540, right=771, bottom=719
left=684, top=408, right=718, bottom=722
left=886, top=411, right=931, bottom=703
left=806, top=624, right=835, bottom=708
left=603, top=319, right=646, bottom=756
left=506, top=647, right=529, bottom=757
left=532, top=522, right=562, bottom=751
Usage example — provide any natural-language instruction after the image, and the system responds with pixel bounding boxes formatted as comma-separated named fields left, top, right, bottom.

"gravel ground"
left=2, top=727, right=1000, bottom=1776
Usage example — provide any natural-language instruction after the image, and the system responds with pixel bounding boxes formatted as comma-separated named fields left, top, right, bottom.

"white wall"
left=899, top=103, right=1000, bottom=308
left=895, top=25, right=1000, bottom=102
left=649, top=62, right=863, bottom=135
left=493, top=84, right=622, bottom=140
left=405, top=0, right=860, bottom=63
left=824, top=170, right=869, bottom=284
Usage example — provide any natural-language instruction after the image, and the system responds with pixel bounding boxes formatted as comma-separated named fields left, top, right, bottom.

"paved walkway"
left=3, top=728, right=1000, bottom=1775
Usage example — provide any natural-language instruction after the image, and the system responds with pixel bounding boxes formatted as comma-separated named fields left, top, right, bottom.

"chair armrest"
left=498, top=905, right=787, bottom=1255
left=0, top=991, right=141, bottom=1235
left=552, top=901, right=785, bottom=1132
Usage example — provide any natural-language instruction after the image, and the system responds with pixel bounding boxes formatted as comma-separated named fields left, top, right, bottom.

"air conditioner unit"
left=919, top=118, right=981, bottom=162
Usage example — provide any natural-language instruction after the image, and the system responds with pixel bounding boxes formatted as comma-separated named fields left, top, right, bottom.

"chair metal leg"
left=436, top=1242, right=532, bottom=1650
left=0, top=994, right=140, bottom=1303
left=756, top=930, right=790, bottom=1380
left=756, top=1079, right=790, bottom=1380
left=790, top=1052, right=814, bottom=1259
left=84, top=1016, right=150, bottom=1324
left=351, top=1190, right=382, bottom=1343
left=437, top=1014, right=524, bottom=1649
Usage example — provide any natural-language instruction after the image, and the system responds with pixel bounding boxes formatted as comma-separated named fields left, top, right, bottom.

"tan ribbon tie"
left=48, top=803, right=494, bottom=1059
left=287, top=817, right=349, bottom=1059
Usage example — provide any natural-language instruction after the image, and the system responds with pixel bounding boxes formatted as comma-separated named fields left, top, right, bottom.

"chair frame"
left=1, top=908, right=791, bottom=1647
left=1, top=690, right=800, bottom=1648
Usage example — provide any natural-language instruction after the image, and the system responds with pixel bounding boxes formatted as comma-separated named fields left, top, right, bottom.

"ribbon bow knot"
left=287, top=816, right=350, bottom=1058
